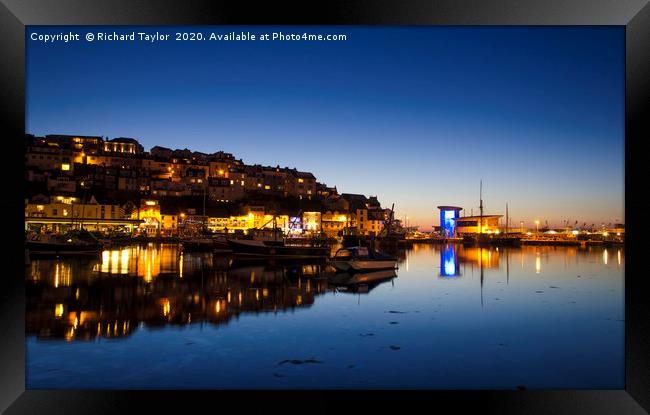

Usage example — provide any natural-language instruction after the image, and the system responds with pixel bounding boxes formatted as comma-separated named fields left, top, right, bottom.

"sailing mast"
left=479, top=180, right=483, bottom=235
left=505, top=203, right=509, bottom=235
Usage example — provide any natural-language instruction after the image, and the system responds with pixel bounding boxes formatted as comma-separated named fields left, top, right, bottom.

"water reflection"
left=26, top=243, right=624, bottom=343
left=26, top=244, right=337, bottom=341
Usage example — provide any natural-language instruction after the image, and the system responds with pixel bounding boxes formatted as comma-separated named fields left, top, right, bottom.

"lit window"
left=298, top=178, right=304, bottom=183
left=264, top=185, right=270, bottom=190
left=61, top=163, right=70, bottom=171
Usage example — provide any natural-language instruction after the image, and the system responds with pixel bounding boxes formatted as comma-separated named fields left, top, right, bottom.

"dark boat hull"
left=227, top=239, right=329, bottom=258
left=25, top=241, right=102, bottom=256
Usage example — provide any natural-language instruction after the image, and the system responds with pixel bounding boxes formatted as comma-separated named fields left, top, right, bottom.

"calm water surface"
left=26, top=243, right=624, bottom=389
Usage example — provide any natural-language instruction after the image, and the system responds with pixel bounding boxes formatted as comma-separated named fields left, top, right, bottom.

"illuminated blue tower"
left=437, top=206, right=463, bottom=238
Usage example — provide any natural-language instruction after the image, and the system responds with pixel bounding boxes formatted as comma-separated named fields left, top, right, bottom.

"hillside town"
left=24, top=134, right=397, bottom=238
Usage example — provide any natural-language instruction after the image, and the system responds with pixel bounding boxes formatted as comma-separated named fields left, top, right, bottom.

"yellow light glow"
left=227, top=291, right=231, bottom=303
left=145, top=200, right=156, bottom=206
left=216, top=300, right=221, bottom=313
left=262, top=288, right=269, bottom=298
left=61, top=163, right=70, bottom=171
left=256, top=290, right=260, bottom=301
left=603, top=249, right=608, bottom=265
left=218, top=170, right=224, bottom=175
left=238, top=292, right=242, bottom=305
left=54, top=304, right=64, bottom=318
left=161, top=298, right=170, bottom=316
left=37, top=205, right=44, bottom=211
left=264, top=185, right=270, bottom=190
left=298, top=178, right=304, bottom=183
left=296, top=295, right=303, bottom=305
left=63, top=209, right=68, bottom=216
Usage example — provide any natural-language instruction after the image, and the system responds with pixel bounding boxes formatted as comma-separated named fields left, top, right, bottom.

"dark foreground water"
left=26, top=243, right=624, bottom=389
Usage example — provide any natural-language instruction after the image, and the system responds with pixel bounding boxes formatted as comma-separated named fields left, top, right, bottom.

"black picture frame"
left=2, top=1, right=648, bottom=413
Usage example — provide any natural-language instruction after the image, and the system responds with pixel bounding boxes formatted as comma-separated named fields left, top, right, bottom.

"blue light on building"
left=437, top=206, right=462, bottom=238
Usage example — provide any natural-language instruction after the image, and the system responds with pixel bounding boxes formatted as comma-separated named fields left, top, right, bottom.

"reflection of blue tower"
left=439, top=244, right=461, bottom=277
left=437, top=206, right=462, bottom=238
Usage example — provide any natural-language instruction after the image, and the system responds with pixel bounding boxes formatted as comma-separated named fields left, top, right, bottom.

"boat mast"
left=479, top=180, right=483, bottom=235
left=505, top=202, right=508, bottom=235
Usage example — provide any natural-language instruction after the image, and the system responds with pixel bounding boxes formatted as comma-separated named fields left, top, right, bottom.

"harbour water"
left=26, top=243, right=624, bottom=389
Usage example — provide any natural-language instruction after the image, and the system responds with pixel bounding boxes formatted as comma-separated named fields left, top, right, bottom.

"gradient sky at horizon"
left=26, top=26, right=624, bottom=230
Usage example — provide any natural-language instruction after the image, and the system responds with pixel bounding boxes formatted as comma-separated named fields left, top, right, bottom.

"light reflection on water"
left=26, top=243, right=624, bottom=389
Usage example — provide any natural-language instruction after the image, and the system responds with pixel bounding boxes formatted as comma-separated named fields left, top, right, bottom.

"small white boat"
left=331, top=246, right=397, bottom=272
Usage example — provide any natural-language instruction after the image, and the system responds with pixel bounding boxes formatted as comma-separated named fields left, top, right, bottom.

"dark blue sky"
left=26, top=26, right=624, bottom=229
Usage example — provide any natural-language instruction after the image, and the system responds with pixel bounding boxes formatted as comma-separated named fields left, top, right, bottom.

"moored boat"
left=25, top=231, right=102, bottom=257
left=330, top=246, right=397, bottom=272
left=227, top=239, right=330, bottom=258
left=182, top=236, right=230, bottom=252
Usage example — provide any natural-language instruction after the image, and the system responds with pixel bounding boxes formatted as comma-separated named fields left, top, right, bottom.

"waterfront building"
left=25, top=198, right=138, bottom=234
left=302, top=211, right=322, bottom=235
left=455, top=214, right=503, bottom=235
left=131, top=200, right=162, bottom=235
left=321, top=210, right=349, bottom=237
left=160, top=207, right=179, bottom=236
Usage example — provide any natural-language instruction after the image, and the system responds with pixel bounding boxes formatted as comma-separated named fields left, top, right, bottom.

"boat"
left=461, top=185, right=522, bottom=246
left=25, top=231, right=102, bottom=257
left=328, top=269, right=397, bottom=293
left=330, top=246, right=397, bottom=272
left=181, top=236, right=230, bottom=252
left=227, top=239, right=330, bottom=258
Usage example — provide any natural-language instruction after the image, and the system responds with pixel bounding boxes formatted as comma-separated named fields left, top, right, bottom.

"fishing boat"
left=330, top=246, right=397, bottom=272
left=462, top=183, right=522, bottom=246
left=227, top=214, right=330, bottom=258
left=181, top=236, right=230, bottom=252
left=25, top=231, right=102, bottom=257
left=227, top=239, right=330, bottom=258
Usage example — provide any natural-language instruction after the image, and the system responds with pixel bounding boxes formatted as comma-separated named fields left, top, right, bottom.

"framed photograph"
left=2, top=0, right=648, bottom=413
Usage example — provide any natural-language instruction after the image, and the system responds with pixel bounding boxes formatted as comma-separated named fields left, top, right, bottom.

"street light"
left=535, top=220, right=540, bottom=238
left=520, top=221, right=524, bottom=234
